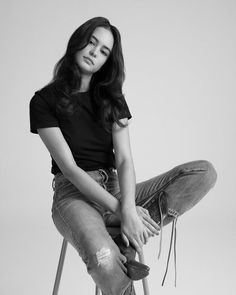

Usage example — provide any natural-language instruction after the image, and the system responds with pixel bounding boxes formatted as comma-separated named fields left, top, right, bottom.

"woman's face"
left=75, top=26, right=114, bottom=76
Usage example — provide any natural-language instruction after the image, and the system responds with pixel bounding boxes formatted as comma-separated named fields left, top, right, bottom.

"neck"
left=79, top=73, right=92, bottom=92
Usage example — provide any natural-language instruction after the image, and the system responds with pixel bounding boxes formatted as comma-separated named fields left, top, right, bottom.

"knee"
left=88, top=246, right=130, bottom=295
left=88, top=244, right=122, bottom=275
left=198, top=160, right=217, bottom=189
left=179, top=159, right=217, bottom=192
left=95, top=246, right=115, bottom=271
left=179, top=159, right=217, bottom=189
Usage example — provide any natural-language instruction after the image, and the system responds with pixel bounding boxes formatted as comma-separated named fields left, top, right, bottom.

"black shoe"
left=113, top=234, right=150, bottom=281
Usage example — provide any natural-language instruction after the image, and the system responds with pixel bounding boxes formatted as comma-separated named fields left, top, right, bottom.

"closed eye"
left=102, top=51, right=108, bottom=56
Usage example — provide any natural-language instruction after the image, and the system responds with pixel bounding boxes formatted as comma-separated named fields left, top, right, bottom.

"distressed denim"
left=51, top=160, right=217, bottom=295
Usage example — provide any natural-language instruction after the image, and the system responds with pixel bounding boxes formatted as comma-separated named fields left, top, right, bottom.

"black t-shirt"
left=29, top=83, right=132, bottom=174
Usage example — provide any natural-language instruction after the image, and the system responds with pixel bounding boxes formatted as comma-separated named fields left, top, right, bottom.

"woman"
left=29, top=17, right=217, bottom=295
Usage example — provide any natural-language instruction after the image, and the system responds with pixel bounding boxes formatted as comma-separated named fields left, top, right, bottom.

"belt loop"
left=98, top=169, right=109, bottom=183
left=103, top=169, right=108, bottom=183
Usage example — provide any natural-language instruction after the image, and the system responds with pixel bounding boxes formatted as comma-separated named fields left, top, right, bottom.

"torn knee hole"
left=95, top=247, right=112, bottom=267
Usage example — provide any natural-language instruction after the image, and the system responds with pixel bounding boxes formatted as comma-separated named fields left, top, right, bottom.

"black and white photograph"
left=1, top=0, right=235, bottom=294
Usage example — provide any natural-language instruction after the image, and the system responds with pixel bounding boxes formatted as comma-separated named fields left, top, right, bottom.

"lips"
left=84, top=56, right=94, bottom=65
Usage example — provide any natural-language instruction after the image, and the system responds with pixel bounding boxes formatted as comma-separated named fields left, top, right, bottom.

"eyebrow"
left=91, top=35, right=111, bottom=53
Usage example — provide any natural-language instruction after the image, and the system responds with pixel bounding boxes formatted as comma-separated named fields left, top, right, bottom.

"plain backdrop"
left=1, top=0, right=236, bottom=294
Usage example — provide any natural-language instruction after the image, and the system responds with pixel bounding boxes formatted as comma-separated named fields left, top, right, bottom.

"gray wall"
left=1, top=0, right=235, bottom=294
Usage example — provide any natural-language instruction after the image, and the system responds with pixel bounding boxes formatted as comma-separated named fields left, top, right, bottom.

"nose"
left=89, top=47, right=98, bottom=58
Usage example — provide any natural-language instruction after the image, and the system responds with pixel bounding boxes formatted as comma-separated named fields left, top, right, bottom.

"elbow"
left=51, top=154, right=79, bottom=180
left=59, top=163, right=78, bottom=180
left=116, top=157, right=134, bottom=172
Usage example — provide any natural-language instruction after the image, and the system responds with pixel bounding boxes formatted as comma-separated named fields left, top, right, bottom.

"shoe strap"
left=161, top=216, right=178, bottom=287
left=158, top=194, right=164, bottom=259
left=157, top=191, right=179, bottom=287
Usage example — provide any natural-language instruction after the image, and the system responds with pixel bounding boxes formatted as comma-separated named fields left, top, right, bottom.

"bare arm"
left=112, top=118, right=160, bottom=250
left=112, top=119, right=146, bottom=250
left=112, top=118, right=136, bottom=211
left=37, top=127, right=121, bottom=217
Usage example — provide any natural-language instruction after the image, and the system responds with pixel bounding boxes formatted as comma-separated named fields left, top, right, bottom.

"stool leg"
left=138, top=250, right=150, bottom=295
left=95, top=285, right=101, bottom=295
left=52, top=238, right=68, bottom=295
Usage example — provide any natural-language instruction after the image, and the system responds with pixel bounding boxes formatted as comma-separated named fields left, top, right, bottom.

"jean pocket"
left=54, top=173, right=70, bottom=189
left=53, top=174, right=73, bottom=204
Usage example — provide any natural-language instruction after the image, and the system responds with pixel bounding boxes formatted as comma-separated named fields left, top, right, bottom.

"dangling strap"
left=158, top=195, right=164, bottom=259
left=152, top=191, right=179, bottom=286
left=161, top=214, right=178, bottom=286
left=174, top=217, right=177, bottom=287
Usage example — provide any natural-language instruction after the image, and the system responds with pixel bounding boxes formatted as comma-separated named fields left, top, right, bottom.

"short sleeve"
left=117, top=95, right=132, bottom=120
left=29, top=93, right=59, bottom=134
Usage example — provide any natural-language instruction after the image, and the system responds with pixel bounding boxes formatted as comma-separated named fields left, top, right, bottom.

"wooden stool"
left=52, top=237, right=150, bottom=295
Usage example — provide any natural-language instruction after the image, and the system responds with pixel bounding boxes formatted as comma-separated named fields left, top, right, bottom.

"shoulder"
left=30, top=82, right=61, bottom=108
left=29, top=82, right=61, bottom=134
left=35, top=82, right=60, bottom=102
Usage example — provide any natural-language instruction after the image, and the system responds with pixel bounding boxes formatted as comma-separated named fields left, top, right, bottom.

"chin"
left=78, top=65, right=94, bottom=76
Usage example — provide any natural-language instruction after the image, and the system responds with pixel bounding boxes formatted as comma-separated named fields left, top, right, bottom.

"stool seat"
left=52, top=229, right=150, bottom=295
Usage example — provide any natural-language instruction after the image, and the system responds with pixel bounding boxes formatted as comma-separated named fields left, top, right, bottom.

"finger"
left=143, top=222, right=155, bottom=237
left=143, top=213, right=159, bottom=226
left=146, top=228, right=155, bottom=237
left=138, top=208, right=150, bottom=219
left=121, top=232, right=129, bottom=247
left=119, top=253, right=127, bottom=264
left=142, top=218, right=158, bottom=231
left=143, top=230, right=149, bottom=244
left=139, top=232, right=145, bottom=245
left=137, top=235, right=144, bottom=250
left=143, top=220, right=159, bottom=235
left=118, top=254, right=128, bottom=273
left=130, top=238, right=142, bottom=253
left=143, top=224, right=155, bottom=237
left=142, top=208, right=151, bottom=217
left=143, top=215, right=160, bottom=231
left=120, top=262, right=127, bottom=273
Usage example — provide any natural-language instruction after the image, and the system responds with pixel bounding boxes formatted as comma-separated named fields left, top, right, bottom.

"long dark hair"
left=48, top=16, right=127, bottom=132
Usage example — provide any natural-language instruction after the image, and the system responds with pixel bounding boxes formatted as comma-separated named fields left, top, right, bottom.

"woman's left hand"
left=120, top=206, right=148, bottom=253
left=120, top=205, right=160, bottom=252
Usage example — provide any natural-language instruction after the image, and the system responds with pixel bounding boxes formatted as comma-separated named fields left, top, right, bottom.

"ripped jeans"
left=51, top=160, right=217, bottom=295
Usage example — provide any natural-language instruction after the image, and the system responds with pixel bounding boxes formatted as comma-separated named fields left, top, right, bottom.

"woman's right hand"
left=120, top=207, right=147, bottom=253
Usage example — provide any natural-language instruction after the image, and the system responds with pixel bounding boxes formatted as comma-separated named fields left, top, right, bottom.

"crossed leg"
left=52, top=160, right=217, bottom=294
left=135, top=160, right=217, bottom=223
